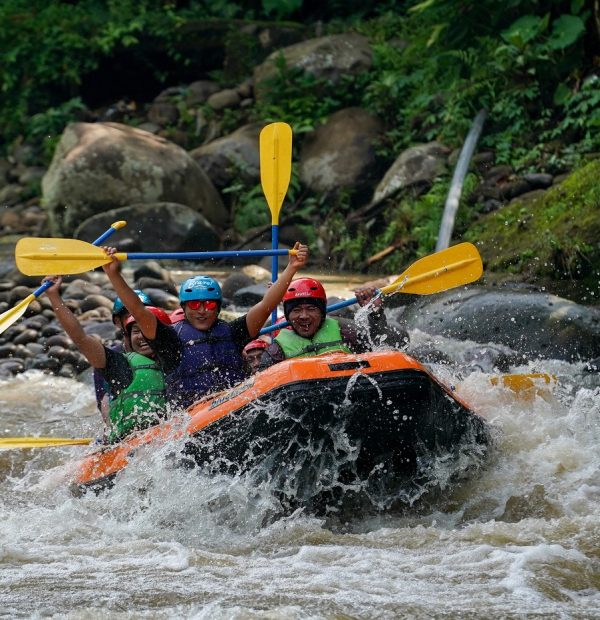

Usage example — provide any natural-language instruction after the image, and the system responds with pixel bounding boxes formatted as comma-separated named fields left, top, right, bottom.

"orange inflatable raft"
left=71, top=351, right=491, bottom=512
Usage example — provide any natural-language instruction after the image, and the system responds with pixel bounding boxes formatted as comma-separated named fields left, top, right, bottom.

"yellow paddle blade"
left=260, top=122, right=292, bottom=225
left=15, top=238, right=125, bottom=276
left=0, top=437, right=93, bottom=449
left=490, top=373, right=557, bottom=402
left=0, top=293, right=36, bottom=335
left=382, top=242, right=483, bottom=296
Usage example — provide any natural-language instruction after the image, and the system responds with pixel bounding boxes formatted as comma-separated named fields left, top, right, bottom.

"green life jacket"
left=275, top=317, right=352, bottom=359
left=107, top=352, right=167, bottom=443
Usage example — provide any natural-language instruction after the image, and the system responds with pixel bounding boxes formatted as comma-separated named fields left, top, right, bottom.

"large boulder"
left=189, top=123, right=262, bottom=189
left=371, top=142, right=450, bottom=206
left=74, top=203, right=220, bottom=253
left=254, top=33, right=372, bottom=98
left=400, top=286, right=600, bottom=361
left=42, top=122, right=226, bottom=235
left=299, top=108, right=383, bottom=194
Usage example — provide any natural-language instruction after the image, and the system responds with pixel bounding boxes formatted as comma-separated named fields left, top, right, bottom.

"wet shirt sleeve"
left=98, top=346, right=133, bottom=397
left=93, top=341, right=125, bottom=406
left=149, top=320, right=183, bottom=374
left=92, top=368, right=107, bottom=408
left=228, top=314, right=252, bottom=351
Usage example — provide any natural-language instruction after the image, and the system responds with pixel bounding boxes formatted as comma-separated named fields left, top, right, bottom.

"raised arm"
left=246, top=242, right=309, bottom=337
left=102, top=247, right=158, bottom=340
left=44, top=276, right=107, bottom=369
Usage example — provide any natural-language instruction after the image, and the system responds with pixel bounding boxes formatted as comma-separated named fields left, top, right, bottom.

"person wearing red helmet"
left=242, top=338, right=268, bottom=375
left=260, top=277, right=395, bottom=367
left=45, top=276, right=172, bottom=443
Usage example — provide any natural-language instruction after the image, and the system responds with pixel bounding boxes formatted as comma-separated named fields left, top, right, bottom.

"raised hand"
left=289, top=242, right=309, bottom=272
left=43, top=275, right=63, bottom=298
left=354, top=285, right=382, bottom=308
left=100, top=246, right=121, bottom=276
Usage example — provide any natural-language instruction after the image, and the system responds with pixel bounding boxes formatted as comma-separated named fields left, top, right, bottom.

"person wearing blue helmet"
left=102, top=242, right=309, bottom=409
left=93, top=289, right=153, bottom=429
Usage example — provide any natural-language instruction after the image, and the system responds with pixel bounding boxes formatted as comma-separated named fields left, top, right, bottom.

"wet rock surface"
left=400, top=286, right=600, bottom=362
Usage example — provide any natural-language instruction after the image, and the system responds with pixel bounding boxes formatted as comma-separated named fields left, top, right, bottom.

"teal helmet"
left=112, top=289, right=152, bottom=316
left=179, top=276, right=222, bottom=303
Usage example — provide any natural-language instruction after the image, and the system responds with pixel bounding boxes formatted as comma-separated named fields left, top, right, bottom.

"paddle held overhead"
left=16, top=238, right=298, bottom=276
left=260, top=121, right=293, bottom=328
left=0, top=221, right=127, bottom=335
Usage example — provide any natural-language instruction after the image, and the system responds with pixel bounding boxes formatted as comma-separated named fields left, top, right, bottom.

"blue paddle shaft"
left=125, top=249, right=292, bottom=260
left=270, top=224, right=279, bottom=329
left=93, top=226, right=122, bottom=245
left=33, top=223, right=122, bottom=299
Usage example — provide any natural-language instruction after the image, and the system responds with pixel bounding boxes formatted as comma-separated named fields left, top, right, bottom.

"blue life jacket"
left=166, top=319, right=245, bottom=409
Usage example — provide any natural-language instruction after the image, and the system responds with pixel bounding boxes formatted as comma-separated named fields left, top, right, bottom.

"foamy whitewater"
left=1, top=331, right=599, bottom=619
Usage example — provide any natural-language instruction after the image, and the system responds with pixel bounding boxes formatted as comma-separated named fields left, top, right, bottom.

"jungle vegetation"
left=1, top=0, right=599, bottom=295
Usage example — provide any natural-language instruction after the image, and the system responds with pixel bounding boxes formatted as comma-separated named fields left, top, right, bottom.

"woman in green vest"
left=45, top=276, right=172, bottom=443
left=260, top=277, right=403, bottom=366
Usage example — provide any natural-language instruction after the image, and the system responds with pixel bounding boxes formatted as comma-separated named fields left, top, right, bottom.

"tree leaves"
left=501, top=12, right=585, bottom=52
left=547, top=14, right=586, bottom=50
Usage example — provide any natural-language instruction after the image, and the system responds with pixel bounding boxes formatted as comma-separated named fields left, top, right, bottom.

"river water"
left=1, top=319, right=599, bottom=617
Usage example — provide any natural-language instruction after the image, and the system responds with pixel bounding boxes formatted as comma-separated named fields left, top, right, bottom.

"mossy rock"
left=464, top=159, right=600, bottom=304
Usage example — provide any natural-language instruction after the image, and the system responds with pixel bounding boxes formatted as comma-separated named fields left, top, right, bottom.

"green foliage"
left=542, top=75, right=600, bottom=148
left=359, top=2, right=591, bottom=169
left=225, top=166, right=313, bottom=238
left=0, top=0, right=185, bottom=146
left=253, top=55, right=370, bottom=134
left=332, top=175, right=479, bottom=273
left=1, top=0, right=599, bottom=283
left=500, top=14, right=551, bottom=49
left=225, top=181, right=272, bottom=232
left=331, top=215, right=369, bottom=271
left=261, top=0, right=302, bottom=20
left=27, top=98, right=89, bottom=163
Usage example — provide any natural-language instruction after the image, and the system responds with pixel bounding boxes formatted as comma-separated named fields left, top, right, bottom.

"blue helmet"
left=112, top=289, right=152, bottom=316
left=179, top=276, right=222, bottom=303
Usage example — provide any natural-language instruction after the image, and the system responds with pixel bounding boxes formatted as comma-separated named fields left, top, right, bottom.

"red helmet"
left=124, top=306, right=172, bottom=331
left=243, top=339, right=268, bottom=354
left=283, top=278, right=326, bottom=302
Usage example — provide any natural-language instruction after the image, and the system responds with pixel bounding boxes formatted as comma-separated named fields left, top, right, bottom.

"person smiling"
left=93, top=289, right=153, bottom=431
left=44, top=276, right=172, bottom=443
left=102, top=242, right=309, bottom=409
left=259, top=277, right=400, bottom=367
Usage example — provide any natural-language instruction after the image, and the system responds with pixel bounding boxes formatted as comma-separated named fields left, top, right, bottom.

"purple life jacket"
left=167, top=319, right=245, bottom=409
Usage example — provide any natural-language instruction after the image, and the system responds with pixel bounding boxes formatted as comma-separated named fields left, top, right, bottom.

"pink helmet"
left=169, top=307, right=185, bottom=323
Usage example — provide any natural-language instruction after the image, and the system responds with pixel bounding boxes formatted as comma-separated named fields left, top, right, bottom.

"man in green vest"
left=260, top=277, right=403, bottom=366
left=45, top=276, right=172, bottom=443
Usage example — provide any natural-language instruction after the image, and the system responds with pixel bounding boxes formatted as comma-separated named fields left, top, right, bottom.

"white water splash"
left=0, top=351, right=599, bottom=617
